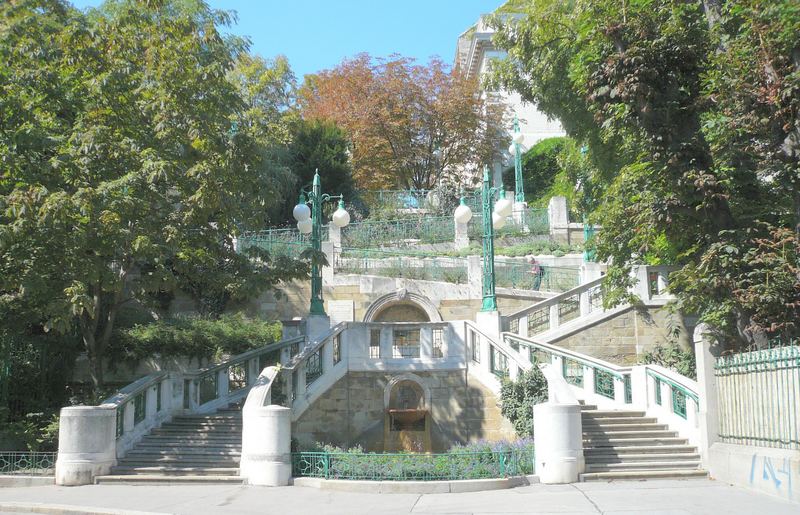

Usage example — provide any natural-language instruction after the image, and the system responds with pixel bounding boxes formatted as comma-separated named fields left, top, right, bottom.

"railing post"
left=324, top=452, right=330, bottom=479
left=583, top=366, right=595, bottom=399
left=549, top=304, right=560, bottom=330
left=218, top=368, right=229, bottom=399
left=55, top=407, right=117, bottom=485
left=613, top=376, right=626, bottom=404
left=579, top=289, right=590, bottom=317
left=519, top=314, right=528, bottom=337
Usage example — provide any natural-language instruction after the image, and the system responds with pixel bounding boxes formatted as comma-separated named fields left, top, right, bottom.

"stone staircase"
left=579, top=404, right=706, bottom=481
left=95, top=405, right=244, bottom=484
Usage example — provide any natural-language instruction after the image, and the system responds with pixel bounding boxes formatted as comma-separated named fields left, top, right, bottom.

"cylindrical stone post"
left=533, top=403, right=584, bottom=483
left=240, top=405, right=292, bottom=486
left=55, top=406, right=117, bottom=486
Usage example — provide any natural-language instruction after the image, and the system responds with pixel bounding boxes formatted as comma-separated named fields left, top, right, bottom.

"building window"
left=470, top=330, right=480, bottom=363
left=431, top=328, right=444, bottom=358
left=392, top=329, right=420, bottom=358
left=370, top=329, right=381, bottom=359
left=333, top=334, right=341, bottom=364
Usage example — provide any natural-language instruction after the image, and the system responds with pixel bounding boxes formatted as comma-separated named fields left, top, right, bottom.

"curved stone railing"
left=463, top=320, right=531, bottom=393
left=504, top=332, right=700, bottom=445
left=56, top=334, right=306, bottom=485
left=282, top=323, right=349, bottom=420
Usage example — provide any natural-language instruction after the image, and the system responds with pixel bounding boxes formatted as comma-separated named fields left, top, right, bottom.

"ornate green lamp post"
left=293, top=170, right=350, bottom=316
left=454, top=167, right=513, bottom=312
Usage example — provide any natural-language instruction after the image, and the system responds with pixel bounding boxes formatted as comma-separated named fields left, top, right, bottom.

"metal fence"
left=495, top=262, right=580, bottom=293
left=237, top=228, right=323, bottom=258
left=341, top=217, right=454, bottom=249
left=0, top=452, right=56, bottom=476
left=335, top=248, right=468, bottom=284
left=361, top=190, right=435, bottom=212
left=715, top=345, right=800, bottom=450
left=291, top=450, right=534, bottom=481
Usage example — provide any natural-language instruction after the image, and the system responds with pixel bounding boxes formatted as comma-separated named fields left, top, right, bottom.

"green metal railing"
left=715, top=345, right=800, bottom=449
left=361, top=190, right=435, bottom=212
left=237, top=228, right=326, bottom=258
left=0, top=452, right=56, bottom=476
left=341, top=217, right=454, bottom=248
left=291, top=450, right=534, bottom=481
left=494, top=262, right=580, bottom=293
left=335, top=248, right=468, bottom=284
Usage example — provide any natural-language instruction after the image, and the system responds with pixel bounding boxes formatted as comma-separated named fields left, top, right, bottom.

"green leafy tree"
left=489, top=0, right=800, bottom=344
left=0, top=0, right=306, bottom=391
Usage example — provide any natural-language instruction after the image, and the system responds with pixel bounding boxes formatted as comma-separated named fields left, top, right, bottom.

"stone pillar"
left=305, top=314, right=331, bottom=340
left=512, top=202, right=527, bottom=227
left=475, top=310, right=501, bottom=340
left=533, top=403, right=584, bottom=483
left=466, top=255, right=482, bottom=297
left=694, top=323, right=721, bottom=467
left=547, top=196, right=569, bottom=243
left=321, top=241, right=335, bottom=283
left=55, top=406, right=117, bottom=485
left=328, top=224, right=341, bottom=248
left=240, top=405, right=292, bottom=486
left=454, top=221, right=469, bottom=250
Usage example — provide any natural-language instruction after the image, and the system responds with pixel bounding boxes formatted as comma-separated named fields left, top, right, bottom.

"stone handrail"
left=504, top=331, right=700, bottom=444
left=464, top=321, right=531, bottom=389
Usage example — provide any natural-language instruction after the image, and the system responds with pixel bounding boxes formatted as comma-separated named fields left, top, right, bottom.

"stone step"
left=117, top=462, right=239, bottom=468
left=585, top=461, right=702, bottom=472
left=150, top=428, right=241, bottom=435
left=580, top=469, right=708, bottom=481
left=583, top=423, right=668, bottom=432
left=583, top=430, right=678, bottom=439
left=582, top=417, right=658, bottom=425
left=172, top=415, right=242, bottom=422
left=126, top=449, right=242, bottom=457
left=583, top=437, right=688, bottom=447
left=585, top=452, right=700, bottom=464
left=95, top=474, right=244, bottom=485
left=579, top=404, right=597, bottom=411
left=110, top=466, right=239, bottom=476
left=584, top=444, right=698, bottom=455
left=141, top=435, right=242, bottom=442
left=582, top=410, right=646, bottom=418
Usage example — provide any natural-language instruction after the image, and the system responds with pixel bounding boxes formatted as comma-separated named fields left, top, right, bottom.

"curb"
left=291, top=474, right=539, bottom=493
left=0, top=503, right=164, bottom=515
left=0, top=476, right=55, bottom=488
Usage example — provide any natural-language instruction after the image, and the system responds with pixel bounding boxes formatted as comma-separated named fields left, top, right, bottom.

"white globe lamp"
left=331, top=200, right=350, bottom=228
left=454, top=198, right=473, bottom=224
left=293, top=202, right=311, bottom=222
left=297, top=218, right=312, bottom=234
left=513, top=131, right=525, bottom=145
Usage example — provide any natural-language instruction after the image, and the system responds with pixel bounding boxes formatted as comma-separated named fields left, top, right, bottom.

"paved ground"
left=0, top=479, right=797, bottom=514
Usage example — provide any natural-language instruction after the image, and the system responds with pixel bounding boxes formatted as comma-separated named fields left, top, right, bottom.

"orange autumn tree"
left=299, top=54, right=507, bottom=190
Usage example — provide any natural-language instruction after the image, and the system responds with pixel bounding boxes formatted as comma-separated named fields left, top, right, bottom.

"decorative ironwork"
left=432, top=329, right=444, bottom=358
left=369, top=329, right=381, bottom=359
left=336, top=248, right=467, bottom=284
left=558, top=295, right=580, bottom=324
left=480, top=167, right=498, bottom=311
left=392, top=329, right=420, bottom=358
left=133, top=390, right=146, bottom=426
left=672, top=388, right=687, bottom=419
left=527, top=308, right=550, bottom=336
left=333, top=334, right=341, bottom=364
left=198, top=373, right=218, bottom=405
left=715, top=345, right=800, bottom=449
left=228, top=363, right=247, bottom=392
left=305, top=349, right=323, bottom=386
left=491, top=346, right=509, bottom=378
left=562, top=358, right=584, bottom=387
left=624, top=374, right=632, bottom=404
left=0, top=452, right=56, bottom=476
left=512, top=115, right=524, bottom=203
left=291, top=450, right=535, bottom=481
left=342, top=216, right=455, bottom=249
left=594, top=369, right=615, bottom=399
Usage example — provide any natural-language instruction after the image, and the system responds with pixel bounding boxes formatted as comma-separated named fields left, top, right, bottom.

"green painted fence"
left=715, top=345, right=800, bottom=449
left=291, top=450, right=534, bottom=481
left=0, top=452, right=56, bottom=475
left=341, top=217, right=454, bottom=248
left=237, top=228, right=326, bottom=258
left=335, top=248, right=468, bottom=284
left=495, top=262, right=580, bottom=293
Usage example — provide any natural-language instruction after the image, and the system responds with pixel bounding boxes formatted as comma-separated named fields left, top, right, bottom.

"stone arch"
left=383, top=373, right=431, bottom=410
left=363, top=289, right=442, bottom=323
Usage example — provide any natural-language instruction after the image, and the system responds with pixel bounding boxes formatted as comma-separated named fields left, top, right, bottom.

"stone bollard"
left=55, top=406, right=117, bottom=486
left=533, top=403, right=584, bottom=483
left=240, top=405, right=292, bottom=486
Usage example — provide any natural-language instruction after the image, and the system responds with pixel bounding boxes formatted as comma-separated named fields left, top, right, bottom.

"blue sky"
left=68, top=0, right=504, bottom=80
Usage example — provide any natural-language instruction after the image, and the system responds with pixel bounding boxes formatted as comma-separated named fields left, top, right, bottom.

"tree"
left=489, top=0, right=800, bottom=344
left=299, top=54, right=507, bottom=190
left=0, top=0, right=306, bottom=391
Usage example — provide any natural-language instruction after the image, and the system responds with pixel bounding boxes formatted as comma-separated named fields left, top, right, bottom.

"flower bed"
left=292, top=440, right=534, bottom=481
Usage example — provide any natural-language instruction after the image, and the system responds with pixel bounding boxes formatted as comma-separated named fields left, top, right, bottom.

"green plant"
left=499, top=365, right=548, bottom=437
left=107, top=315, right=282, bottom=369
left=642, top=344, right=697, bottom=380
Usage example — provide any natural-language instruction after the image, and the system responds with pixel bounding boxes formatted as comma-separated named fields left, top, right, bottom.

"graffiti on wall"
left=750, top=454, right=796, bottom=501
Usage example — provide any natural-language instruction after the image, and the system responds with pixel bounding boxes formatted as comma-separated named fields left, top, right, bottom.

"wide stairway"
left=95, top=405, right=243, bottom=484
left=580, top=404, right=706, bottom=481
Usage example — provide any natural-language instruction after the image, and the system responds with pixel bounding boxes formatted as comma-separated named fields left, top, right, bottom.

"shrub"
left=499, top=365, right=548, bottom=437
left=108, top=314, right=282, bottom=368
left=642, top=344, right=697, bottom=380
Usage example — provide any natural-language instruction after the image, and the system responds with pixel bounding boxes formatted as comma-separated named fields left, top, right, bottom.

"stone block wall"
left=292, top=370, right=516, bottom=452
left=549, top=306, right=691, bottom=364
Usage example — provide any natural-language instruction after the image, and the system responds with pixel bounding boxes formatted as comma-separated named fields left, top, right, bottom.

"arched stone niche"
left=363, top=289, right=442, bottom=323
left=383, top=373, right=431, bottom=411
